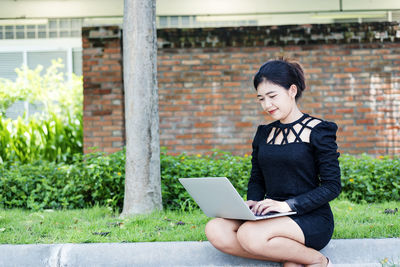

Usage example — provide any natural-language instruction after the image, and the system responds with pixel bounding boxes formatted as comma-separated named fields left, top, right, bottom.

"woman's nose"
left=262, top=99, right=272, bottom=109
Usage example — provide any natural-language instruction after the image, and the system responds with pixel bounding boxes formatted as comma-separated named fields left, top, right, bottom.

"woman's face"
left=256, top=81, right=297, bottom=123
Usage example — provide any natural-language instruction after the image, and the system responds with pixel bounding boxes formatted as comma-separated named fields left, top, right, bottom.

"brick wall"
left=82, top=26, right=125, bottom=154
left=83, top=23, right=400, bottom=156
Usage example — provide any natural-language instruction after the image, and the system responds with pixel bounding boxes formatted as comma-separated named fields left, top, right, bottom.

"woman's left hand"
left=251, top=198, right=292, bottom=216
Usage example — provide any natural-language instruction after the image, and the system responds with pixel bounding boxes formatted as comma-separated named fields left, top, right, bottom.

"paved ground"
left=0, top=238, right=399, bottom=267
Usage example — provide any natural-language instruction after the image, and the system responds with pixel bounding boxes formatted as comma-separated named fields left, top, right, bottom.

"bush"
left=0, top=151, right=399, bottom=211
left=0, top=150, right=124, bottom=210
left=0, top=60, right=83, bottom=164
left=161, top=149, right=251, bottom=210
left=0, top=149, right=251, bottom=211
left=0, top=111, right=82, bottom=164
left=339, top=154, right=400, bottom=203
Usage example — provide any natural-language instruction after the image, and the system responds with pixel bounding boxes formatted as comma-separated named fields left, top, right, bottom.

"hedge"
left=0, top=150, right=399, bottom=211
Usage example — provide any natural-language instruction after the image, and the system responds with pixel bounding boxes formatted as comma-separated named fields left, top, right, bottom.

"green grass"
left=332, top=199, right=399, bottom=239
left=0, top=207, right=209, bottom=244
left=0, top=200, right=399, bottom=244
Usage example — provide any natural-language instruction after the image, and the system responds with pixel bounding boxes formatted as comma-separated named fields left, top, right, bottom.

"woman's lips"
left=268, top=109, right=277, bottom=114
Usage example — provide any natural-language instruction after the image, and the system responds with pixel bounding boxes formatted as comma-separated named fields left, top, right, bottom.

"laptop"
left=179, top=177, right=296, bottom=220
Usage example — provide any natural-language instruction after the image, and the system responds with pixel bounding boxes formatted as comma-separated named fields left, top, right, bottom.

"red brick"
left=195, top=111, right=213, bottom=116
left=213, top=65, right=231, bottom=70
left=103, top=136, right=124, bottom=142
left=204, top=105, right=220, bottom=111
left=223, top=105, right=241, bottom=110
left=182, top=60, right=201, bottom=65
left=204, top=71, right=222, bottom=76
left=223, top=82, right=241, bottom=87
left=176, top=134, right=193, bottom=139
left=355, top=143, right=373, bottom=148
left=322, top=56, right=341, bottom=61
left=194, top=122, right=212, bottom=128
left=344, top=67, right=362, bottom=72
left=356, top=119, right=374, bottom=124
left=235, top=122, right=253, bottom=127
left=83, top=27, right=400, bottom=156
left=336, top=108, right=354, bottom=113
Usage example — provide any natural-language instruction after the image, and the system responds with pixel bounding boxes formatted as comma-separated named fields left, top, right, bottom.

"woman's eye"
left=258, top=98, right=264, bottom=101
left=270, top=95, right=277, bottom=98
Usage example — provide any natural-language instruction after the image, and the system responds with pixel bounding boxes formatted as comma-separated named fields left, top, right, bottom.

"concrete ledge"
left=0, top=239, right=399, bottom=267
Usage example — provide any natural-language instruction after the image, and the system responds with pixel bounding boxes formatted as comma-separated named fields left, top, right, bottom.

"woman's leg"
left=283, top=262, right=303, bottom=267
left=205, top=218, right=277, bottom=261
left=236, top=217, right=329, bottom=267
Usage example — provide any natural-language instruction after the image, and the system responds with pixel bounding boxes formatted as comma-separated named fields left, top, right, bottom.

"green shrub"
left=339, top=154, right=400, bottom=203
left=0, top=149, right=251, bottom=211
left=161, top=149, right=251, bottom=210
left=0, top=151, right=399, bottom=211
left=0, top=111, right=82, bottom=164
left=0, top=60, right=83, bottom=164
left=0, top=150, right=124, bottom=210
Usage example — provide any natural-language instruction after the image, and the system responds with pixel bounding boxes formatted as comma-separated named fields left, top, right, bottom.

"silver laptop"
left=179, top=177, right=296, bottom=220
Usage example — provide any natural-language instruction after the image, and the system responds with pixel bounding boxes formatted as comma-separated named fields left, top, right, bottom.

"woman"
left=205, top=59, right=341, bottom=267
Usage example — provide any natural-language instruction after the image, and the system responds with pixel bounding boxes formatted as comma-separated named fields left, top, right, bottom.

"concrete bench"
left=0, top=239, right=399, bottom=267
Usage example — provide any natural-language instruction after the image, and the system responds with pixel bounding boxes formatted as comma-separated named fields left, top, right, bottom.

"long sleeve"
left=286, top=121, right=341, bottom=215
left=247, top=125, right=267, bottom=201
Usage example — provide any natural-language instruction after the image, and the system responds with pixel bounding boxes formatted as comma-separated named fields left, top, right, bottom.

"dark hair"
left=253, top=59, right=306, bottom=100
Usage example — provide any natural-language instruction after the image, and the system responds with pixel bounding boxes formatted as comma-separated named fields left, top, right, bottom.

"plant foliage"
left=339, top=154, right=400, bottom=203
left=0, top=60, right=83, bottom=164
left=0, top=151, right=399, bottom=211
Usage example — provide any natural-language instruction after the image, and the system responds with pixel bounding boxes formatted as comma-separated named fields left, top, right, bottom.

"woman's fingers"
left=261, top=206, right=276, bottom=215
left=251, top=199, right=285, bottom=215
left=252, top=201, right=271, bottom=215
left=245, top=200, right=257, bottom=209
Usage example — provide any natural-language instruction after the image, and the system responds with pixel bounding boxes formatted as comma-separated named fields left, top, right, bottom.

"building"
left=1, top=0, right=400, bottom=155
left=1, top=0, right=399, bottom=81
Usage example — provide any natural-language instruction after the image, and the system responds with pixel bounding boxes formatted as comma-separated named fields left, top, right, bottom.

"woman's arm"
left=285, top=121, right=342, bottom=215
left=247, top=125, right=267, bottom=201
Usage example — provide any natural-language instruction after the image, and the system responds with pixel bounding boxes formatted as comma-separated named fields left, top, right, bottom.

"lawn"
left=0, top=199, right=399, bottom=244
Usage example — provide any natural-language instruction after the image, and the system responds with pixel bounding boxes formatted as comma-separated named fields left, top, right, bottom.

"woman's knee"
left=236, top=222, right=264, bottom=254
left=205, top=218, right=223, bottom=238
left=237, top=222, right=278, bottom=256
left=205, top=218, right=239, bottom=250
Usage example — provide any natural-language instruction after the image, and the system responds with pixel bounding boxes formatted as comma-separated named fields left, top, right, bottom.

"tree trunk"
left=121, top=0, right=162, bottom=216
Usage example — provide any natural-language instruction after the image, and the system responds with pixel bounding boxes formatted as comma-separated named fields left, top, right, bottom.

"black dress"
left=247, top=113, right=341, bottom=250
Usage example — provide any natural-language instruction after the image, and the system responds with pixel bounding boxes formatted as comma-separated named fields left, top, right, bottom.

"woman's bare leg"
left=283, top=262, right=303, bottom=267
left=236, top=217, right=329, bottom=267
left=205, top=218, right=277, bottom=261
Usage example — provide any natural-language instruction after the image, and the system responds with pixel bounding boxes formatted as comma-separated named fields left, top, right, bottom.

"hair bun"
left=253, top=58, right=306, bottom=100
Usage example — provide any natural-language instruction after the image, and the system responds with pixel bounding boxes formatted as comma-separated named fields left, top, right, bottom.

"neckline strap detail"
left=266, top=114, right=317, bottom=145
left=277, top=113, right=309, bottom=128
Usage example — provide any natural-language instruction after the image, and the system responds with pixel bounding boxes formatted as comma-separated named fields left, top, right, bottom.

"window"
left=0, top=52, right=23, bottom=80
left=27, top=51, right=67, bottom=74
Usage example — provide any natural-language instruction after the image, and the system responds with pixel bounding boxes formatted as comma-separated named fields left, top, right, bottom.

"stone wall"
left=83, top=23, right=400, bottom=156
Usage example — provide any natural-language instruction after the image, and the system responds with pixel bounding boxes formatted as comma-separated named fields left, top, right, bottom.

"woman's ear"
left=289, top=84, right=297, bottom=99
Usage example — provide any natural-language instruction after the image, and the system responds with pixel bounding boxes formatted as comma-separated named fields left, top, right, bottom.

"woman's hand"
left=251, top=199, right=292, bottom=215
left=245, top=200, right=257, bottom=209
